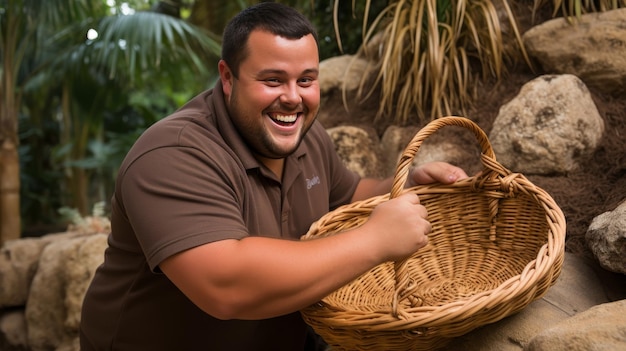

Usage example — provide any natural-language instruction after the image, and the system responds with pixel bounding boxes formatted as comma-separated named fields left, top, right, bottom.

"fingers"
left=411, top=162, right=469, bottom=185
left=401, top=193, right=430, bottom=232
left=416, top=212, right=431, bottom=249
left=448, top=166, right=469, bottom=182
left=421, top=230, right=430, bottom=247
left=395, top=194, right=428, bottom=220
left=367, top=194, right=432, bottom=262
left=399, top=194, right=429, bottom=219
left=397, top=192, right=421, bottom=205
left=397, top=193, right=430, bottom=235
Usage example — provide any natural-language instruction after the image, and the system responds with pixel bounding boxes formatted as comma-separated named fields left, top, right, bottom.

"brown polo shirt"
left=79, top=82, right=360, bottom=351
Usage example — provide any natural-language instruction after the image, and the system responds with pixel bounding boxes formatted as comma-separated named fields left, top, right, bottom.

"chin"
left=263, top=144, right=299, bottom=159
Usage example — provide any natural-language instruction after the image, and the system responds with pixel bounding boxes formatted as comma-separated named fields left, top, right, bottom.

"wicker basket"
left=300, top=117, right=566, bottom=351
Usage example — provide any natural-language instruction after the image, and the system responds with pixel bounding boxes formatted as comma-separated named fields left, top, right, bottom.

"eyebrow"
left=257, top=68, right=319, bottom=76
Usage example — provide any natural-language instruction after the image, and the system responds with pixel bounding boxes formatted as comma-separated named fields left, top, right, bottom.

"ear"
left=218, top=60, right=234, bottom=98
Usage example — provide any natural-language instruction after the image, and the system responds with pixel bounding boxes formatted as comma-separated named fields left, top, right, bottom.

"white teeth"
left=273, top=114, right=297, bottom=123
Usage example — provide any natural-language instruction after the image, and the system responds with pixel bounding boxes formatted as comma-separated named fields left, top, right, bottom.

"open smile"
left=268, top=112, right=300, bottom=126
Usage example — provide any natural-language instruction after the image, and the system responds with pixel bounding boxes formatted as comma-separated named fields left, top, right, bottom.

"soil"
left=466, top=63, right=626, bottom=259
left=321, top=5, right=626, bottom=259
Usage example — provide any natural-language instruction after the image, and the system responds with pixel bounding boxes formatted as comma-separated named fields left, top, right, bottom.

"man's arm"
left=351, top=161, right=468, bottom=202
left=160, top=161, right=466, bottom=321
left=160, top=193, right=429, bottom=320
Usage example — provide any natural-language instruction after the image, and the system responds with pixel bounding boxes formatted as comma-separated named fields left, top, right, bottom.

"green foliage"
left=58, top=201, right=108, bottom=229
left=88, top=11, right=220, bottom=83
left=8, top=0, right=221, bottom=234
left=18, top=113, right=65, bottom=228
left=301, top=0, right=389, bottom=60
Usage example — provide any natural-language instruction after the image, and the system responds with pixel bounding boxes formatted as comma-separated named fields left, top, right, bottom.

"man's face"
left=220, top=30, right=320, bottom=160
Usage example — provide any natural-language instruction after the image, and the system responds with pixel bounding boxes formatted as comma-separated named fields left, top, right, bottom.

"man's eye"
left=299, top=77, right=314, bottom=86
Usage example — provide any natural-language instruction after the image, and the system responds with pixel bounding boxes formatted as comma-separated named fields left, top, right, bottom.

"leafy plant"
left=305, top=0, right=389, bottom=60
left=335, top=0, right=531, bottom=124
left=2, top=0, right=222, bottom=240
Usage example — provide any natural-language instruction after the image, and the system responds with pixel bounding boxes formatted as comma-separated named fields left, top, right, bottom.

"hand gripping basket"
left=300, top=116, right=566, bottom=351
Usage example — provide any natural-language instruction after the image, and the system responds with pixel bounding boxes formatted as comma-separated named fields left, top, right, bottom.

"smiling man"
left=79, top=3, right=467, bottom=351
left=220, top=28, right=320, bottom=176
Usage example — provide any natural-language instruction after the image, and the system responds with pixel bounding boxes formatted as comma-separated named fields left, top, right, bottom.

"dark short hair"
left=221, top=2, right=319, bottom=78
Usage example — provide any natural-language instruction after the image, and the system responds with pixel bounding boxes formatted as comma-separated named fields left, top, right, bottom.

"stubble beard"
left=228, top=88, right=312, bottom=160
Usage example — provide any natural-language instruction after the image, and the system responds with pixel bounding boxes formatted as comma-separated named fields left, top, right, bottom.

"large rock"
left=379, top=125, right=420, bottom=176
left=25, top=234, right=107, bottom=351
left=0, top=310, right=28, bottom=350
left=0, top=238, right=48, bottom=309
left=0, top=232, right=91, bottom=308
left=318, top=55, right=374, bottom=131
left=327, top=125, right=385, bottom=178
left=380, top=125, right=482, bottom=178
left=489, top=74, right=604, bottom=175
left=337, top=123, right=482, bottom=179
left=586, top=199, right=626, bottom=274
left=523, top=8, right=626, bottom=95
left=319, top=55, right=369, bottom=94
left=525, top=300, right=626, bottom=351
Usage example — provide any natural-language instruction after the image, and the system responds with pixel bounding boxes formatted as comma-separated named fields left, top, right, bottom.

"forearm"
left=161, top=229, right=381, bottom=320
left=351, top=177, right=393, bottom=202
left=351, top=162, right=468, bottom=202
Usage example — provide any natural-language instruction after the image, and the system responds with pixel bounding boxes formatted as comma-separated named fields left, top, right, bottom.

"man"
left=79, top=3, right=467, bottom=351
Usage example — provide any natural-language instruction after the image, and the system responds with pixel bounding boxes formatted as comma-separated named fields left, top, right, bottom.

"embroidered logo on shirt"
left=306, top=175, right=321, bottom=190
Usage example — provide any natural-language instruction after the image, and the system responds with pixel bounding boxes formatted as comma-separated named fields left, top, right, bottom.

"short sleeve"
left=118, top=145, right=248, bottom=271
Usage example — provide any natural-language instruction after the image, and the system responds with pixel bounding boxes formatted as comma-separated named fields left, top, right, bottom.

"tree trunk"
left=0, top=140, right=21, bottom=245
left=1, top=12, right=22, bottom=244
left=61, top=83, right=90, bottom=216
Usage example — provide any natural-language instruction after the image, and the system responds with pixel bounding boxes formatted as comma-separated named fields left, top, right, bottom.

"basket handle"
left=389, top=116, right=496, bottom=199
left=389, top=116, right=507, bottom=319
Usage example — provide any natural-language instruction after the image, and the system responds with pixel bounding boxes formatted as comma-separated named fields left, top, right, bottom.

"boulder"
left=489, top=74, right=604, bottom=175
left=25, top=234, right=107, bottom=351
left=523, top=8, right=626, bottom=95
left=526, top=300, right=626, bottom=351
left=586, top=199, right=626, bottom=274
left=0, top=232, right=92, bottom=308
left=327, top=125, right=385, bottom=178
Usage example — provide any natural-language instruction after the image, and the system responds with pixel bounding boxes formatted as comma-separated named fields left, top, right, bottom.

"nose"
left=279, top=82, right=302, bottom=106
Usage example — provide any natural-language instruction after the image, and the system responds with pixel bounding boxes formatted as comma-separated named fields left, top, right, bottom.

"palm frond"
left=44, top=11, right=221, bottom=88
left=94, top=11, right=221, bottom=81
left=24, top=0, right=105, bottom=27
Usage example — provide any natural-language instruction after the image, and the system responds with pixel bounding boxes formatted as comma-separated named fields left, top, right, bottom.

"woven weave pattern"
left=300, top=117, right=566, bottom=351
